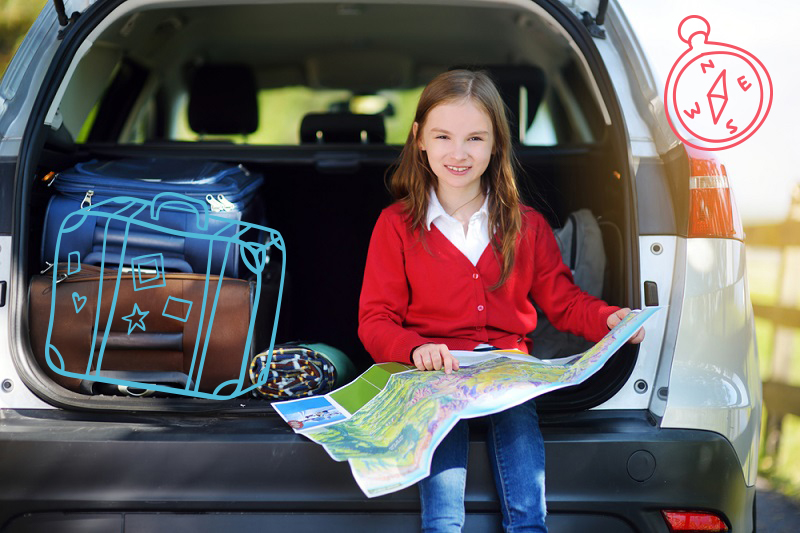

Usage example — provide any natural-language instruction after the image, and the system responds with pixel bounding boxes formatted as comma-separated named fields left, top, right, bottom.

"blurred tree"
left=0, top=0, right=49, bottom=78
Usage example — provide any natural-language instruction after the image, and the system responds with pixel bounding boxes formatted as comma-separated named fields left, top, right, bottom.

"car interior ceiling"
left=95, top=4, right=575, bottom=69
left=25, top=1, right=629, bottom=390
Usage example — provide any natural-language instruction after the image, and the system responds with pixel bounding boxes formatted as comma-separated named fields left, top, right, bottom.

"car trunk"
left=22, top=145, right=638, bottom=411
left=14, top=0, right=640, bottom=412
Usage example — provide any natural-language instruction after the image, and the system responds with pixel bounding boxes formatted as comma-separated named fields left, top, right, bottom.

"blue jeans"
left=419, top=400, right=547, bottom=532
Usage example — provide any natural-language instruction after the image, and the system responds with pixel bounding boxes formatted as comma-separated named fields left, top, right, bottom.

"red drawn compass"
left=664, top=16, right=772, bottom=151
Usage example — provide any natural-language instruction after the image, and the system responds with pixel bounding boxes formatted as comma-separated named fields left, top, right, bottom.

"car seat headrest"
left=189, top=64, right=258, bottom=135
left=300, top=113, right=386, bottom=144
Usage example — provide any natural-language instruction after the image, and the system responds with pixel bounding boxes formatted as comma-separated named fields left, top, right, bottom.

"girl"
left=358, top=69, right=643, bottom=532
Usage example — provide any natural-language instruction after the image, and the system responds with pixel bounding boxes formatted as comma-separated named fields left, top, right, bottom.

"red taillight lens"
left=686, top=148, right=744, bottom=240
left=662, top=510, right=729, bottom=532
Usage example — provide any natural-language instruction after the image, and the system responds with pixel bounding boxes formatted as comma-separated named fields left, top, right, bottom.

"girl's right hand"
left=412, top=344, right=460, bottom=374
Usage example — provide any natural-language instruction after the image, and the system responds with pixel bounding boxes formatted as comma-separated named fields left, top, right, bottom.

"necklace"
left=447, top=190, right=484, bottom=219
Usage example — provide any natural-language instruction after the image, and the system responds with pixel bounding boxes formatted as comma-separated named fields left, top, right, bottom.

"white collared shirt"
left=426, top=188, right=491, bottom=266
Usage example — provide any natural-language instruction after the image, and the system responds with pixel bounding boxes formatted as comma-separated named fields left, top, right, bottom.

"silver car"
left=0, top=0, right=759, bottom=531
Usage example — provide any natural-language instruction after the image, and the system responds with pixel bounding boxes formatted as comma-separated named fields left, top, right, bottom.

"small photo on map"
left=272, top=395, right=348, bottom=431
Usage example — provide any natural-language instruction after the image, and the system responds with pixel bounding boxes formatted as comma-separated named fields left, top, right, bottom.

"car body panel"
left=592, top=31, right=659, bottom=159
left=661, top=237, right=761, bottom=486
left=595, top=235, right=675, bottom=411
left=603, top=0, right=678, bottom=156
left=0, top=409, right=754, bottom=532
left=0, top=232, right=52, bottom=410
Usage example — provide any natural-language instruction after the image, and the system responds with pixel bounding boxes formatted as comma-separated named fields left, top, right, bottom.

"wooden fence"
left=747, top=184, right=800, bottom=462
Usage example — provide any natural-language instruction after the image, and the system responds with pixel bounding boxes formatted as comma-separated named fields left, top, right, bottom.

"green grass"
left=747, top=246, right=800, bottom=498
left=769, top=416, right=800, bottom=495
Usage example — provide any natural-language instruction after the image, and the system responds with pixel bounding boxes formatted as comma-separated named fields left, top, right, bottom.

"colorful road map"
left=272, top=307, right=660, bottom=497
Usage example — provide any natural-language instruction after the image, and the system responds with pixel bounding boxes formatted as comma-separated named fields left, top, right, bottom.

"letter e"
left=737, top=76, right=752, bottom=92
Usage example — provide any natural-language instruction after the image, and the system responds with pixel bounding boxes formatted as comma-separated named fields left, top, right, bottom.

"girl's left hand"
left=607, top=308, right=645, bottom=344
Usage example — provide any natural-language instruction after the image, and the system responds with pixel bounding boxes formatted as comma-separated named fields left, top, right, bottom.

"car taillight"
left=685, top=146, right=744, bottom=240
left=662, top=510, right=729, bottom=532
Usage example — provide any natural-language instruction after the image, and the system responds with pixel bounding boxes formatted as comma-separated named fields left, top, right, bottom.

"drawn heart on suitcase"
left=72, top=292, right=87, bottom=313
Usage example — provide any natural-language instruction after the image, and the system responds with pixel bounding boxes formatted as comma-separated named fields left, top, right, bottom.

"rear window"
left=169, top=86, right=424, bottom=145
left=88, top=73, right=598, bottom=147
left=54, top=2, right=608, bottom=148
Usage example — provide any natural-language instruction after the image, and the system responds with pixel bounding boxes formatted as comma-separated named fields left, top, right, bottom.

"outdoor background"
left=2, top=0, right=799, bottom=504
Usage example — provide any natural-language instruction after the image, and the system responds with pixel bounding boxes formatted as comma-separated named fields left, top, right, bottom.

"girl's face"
left=414, top=98, right=494, bottom=197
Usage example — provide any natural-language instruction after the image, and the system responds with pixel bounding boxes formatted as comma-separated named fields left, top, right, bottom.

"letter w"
left=683, top=102, right=701, bottom=119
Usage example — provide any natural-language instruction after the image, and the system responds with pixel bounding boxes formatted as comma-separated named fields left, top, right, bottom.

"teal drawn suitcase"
left=40, top=191, right=285, bottom=400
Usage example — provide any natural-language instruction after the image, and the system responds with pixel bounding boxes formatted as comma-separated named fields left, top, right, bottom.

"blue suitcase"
left=42, top=158, right=265, bottom=278
left=35, top=191, right=285, bottom=400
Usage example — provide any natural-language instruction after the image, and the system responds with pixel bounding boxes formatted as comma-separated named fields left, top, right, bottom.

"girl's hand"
left=412, top=343, right=460, bottom=374
left=607, top=308, right=645, bottom=344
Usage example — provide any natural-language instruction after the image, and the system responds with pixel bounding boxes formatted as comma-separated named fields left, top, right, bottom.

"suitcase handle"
left=151, top=192, right=209, bottom=230
left=84, top=251, right=194, bottom=273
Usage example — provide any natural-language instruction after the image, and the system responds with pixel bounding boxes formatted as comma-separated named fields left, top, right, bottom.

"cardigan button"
left=477, top=305, right=484, bottom=311
left=472, top=273, right=479, bottom=279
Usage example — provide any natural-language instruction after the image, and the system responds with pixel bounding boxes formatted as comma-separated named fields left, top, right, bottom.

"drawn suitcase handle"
left=151, top=192, right=209, bottom=230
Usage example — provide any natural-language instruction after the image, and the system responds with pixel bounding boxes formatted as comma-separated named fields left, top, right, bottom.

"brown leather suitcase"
left=29, top=264, right=257, bottom=397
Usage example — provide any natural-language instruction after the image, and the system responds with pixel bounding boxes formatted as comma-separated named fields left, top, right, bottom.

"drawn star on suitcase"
left=121, top=303, right=149, bottom=335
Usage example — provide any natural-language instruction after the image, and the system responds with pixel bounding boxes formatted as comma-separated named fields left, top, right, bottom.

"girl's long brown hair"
left=390, top=69, right=522, bottom=289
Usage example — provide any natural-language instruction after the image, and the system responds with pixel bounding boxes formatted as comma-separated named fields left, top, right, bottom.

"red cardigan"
left=358, top=202, right=620, bottom=364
